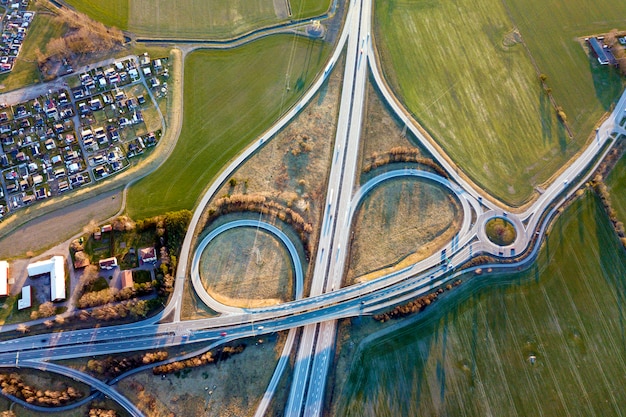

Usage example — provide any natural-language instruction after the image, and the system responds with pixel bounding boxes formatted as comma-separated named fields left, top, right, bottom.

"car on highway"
left=220, top=332, right=227, bottom=337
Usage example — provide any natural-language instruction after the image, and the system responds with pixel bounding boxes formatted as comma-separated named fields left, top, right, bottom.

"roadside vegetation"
left=374, top=0, right=626, bottom=206
left=126, top=35, right=331, bottom=219
left=333, top=194, right=626, bottom=416
left=485, top=217, right=517, bottom=246
left=0, top=370, right=86, bottom=407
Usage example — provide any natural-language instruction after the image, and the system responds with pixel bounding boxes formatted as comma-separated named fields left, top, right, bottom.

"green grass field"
left=64, top=0, right=129, bottom=29
left=290, top=0, right=331, bottom=19
left=0, top=12, right=65, bottom=91
left=126, top=35, right=330, bottom=219
left=62, top=0, right=329, bottom=38
left=606, top=154, right=626, bottom=223
left=129, top=0, right=277, bottom=39
left=335, top=193, right=626, bottom=416
left=374, top=0, right=625, bottom=206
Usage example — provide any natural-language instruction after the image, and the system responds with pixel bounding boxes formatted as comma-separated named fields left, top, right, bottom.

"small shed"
left=17, top=285, right=31, bottom=310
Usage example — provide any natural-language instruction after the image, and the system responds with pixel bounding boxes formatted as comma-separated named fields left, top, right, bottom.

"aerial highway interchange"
left=0, top=0, right=625, bottom=415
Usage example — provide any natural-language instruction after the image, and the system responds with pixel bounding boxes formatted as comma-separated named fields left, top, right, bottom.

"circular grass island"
left=485, top=217, right=517, bottom=246
left=198, top=227, right=294, bottom=308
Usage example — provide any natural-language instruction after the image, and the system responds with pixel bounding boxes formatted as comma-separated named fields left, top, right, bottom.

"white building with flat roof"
left=27, top=256, right=65, bottom=302
left=17, top=285, right=31, bottom=310
left=0, top=261, right=8, bottom=297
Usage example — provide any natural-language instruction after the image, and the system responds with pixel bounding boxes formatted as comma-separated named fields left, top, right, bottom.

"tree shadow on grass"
left=556, top=118, right=568, bottom=154
left=539, top=90, right=553, bottom=146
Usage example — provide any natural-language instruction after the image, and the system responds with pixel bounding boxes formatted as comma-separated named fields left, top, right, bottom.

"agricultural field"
left=198, top=227, right=294, bottom=308
left=290, top=0, right=331, bottom=20
left=128, top=0, right=327, bottom=39
left=126, top=35, right=331, bottom=219
left=346, top=178, right=461, bottom=283
left=63, top=0, right=129, bottom=29
left=333, top=193, right=626, bottom=416
left=62, top=0, right=330, bottom=38
left=606, top=154, right=626, bottom=222
left=374, top=0, right=625, bottom=206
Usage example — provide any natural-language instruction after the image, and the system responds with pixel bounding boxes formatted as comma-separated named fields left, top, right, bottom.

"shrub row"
left=206, top=194, right=313, bottom=259
left=0, top=373, right=82, bottom=407
left=363, top=146, right=448, bottom=178
left=152, top=345, right=245, bottom=375
left=373, top=279, right=462, bottom=322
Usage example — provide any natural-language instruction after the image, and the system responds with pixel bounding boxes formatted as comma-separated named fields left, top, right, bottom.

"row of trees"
left=152, top=345, right=245, bottom=375
left=87, top=351, right=168, bottom=378
left=89, top=299, right=150, bottom=321
left=0, top=373, right=82, bottom=406
left=77, top=282, right=154, bottom=309
left=373, top=279, right=462, bottom=322
left=206, top=194, right=313, bottom=259
left=364, top=146, right=448, bottom=177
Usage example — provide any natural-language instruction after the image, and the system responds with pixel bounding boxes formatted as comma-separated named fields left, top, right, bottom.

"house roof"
left=139, top=247, right=157, bottom=262
left=121, top=270, right=133, bottom=289
left=17, top=285, right=30, bottom=309
left=588, top=37, right=610, bottom=65
left=0, top=260, right=8, bottom=296
left=99, top=257, right=118, bottom=269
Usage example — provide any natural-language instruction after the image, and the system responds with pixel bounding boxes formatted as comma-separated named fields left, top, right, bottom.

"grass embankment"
left=198, top=227, right=294, bottom=308
left=347, top=178, right=460, bottom=283
left=606, top=154, right=626, bottom=221
left=126, top=35, right=331, bottom=219
left=335, top=193, right=626, bottom=416
left=63, top=0, right=129, bottom=29
left=374, top=0, right=625, bottom=206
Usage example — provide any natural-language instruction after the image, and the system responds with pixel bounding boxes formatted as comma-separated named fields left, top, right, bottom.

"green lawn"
left=335, top=193, right=626, bottom=416
left=126, top=35, right=331, bottom=219
left=0, top=12, right=65, bottom=91
left=290, top=0, right=331, bottom=19
left=606, top=153, right=626, bottom=222
left=374, top=0, right=625, bottom=206
left=63, top=0, right=129, bottom=29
